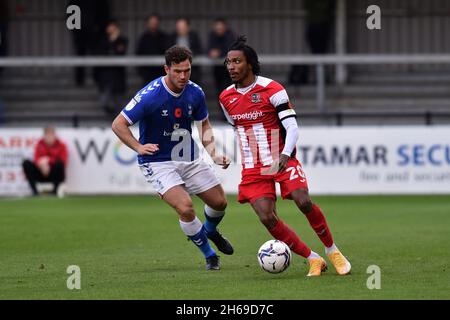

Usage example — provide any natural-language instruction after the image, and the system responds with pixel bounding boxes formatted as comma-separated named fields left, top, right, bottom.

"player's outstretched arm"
left=197, top=118, right=230, bottom=169
left=112, top=114, right=159, bottom=156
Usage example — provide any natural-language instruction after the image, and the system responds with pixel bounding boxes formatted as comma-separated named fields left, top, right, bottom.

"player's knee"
left=297, top=198, right=313, bottom=214
left=259, top=213, right=277, bottom=229
left=293, top=189, right=313, bottom=213
left=175, top=200, right=195, bottom=219
left=210, top=198, right=227, bottom=212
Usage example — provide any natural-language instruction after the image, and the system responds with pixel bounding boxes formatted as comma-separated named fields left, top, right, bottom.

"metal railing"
left=1, top=54, right=450, bottom=123
left=2, top=111, right=449, bottom=128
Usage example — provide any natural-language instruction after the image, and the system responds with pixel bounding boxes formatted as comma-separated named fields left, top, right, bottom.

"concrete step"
left=3, top=100, right=101, bottom=111
left=329, top=98, right=450, bottom=110
left=0, top=90, right=99, bottom=101
left=290, top=101, right=450, bottom=113
left=3, top=83, right=450, bottom=99
left=350, top=72, right=450, bottom=84
left=4, top=109, right=108, bottom=118
left=286, top=84, right=450, bottom=98
left=5, top=97, right=448, bottom=114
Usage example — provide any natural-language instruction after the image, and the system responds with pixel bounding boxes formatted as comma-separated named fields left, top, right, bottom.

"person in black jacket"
left=169, top=17, right=203, bottom=85
left=288, top=0, right=335, bottom=85
left=67, top=0, right=111, bottom=87
left=96, top=20, right=128, bottom=115
left=207, top=18, right=236, bottom=94
left=136, top=14, right=169, bottom=86
left=0, top=0, right=9, bottom=77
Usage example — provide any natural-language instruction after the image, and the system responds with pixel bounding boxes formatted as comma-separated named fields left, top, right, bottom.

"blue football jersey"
left=120, top=76, right=209, bottom=164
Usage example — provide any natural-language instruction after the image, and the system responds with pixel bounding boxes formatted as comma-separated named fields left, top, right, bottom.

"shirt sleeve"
left=281, top=116, right=299, bottom=156
left=193, top=88, right=209, bottom=121
left=58, top=141, right=68, bottom=166
left=268, top=82, right=297, bottom=121
left=34, top=140, right=45, bottom=164
left=120, top=93, right=150, bottom=125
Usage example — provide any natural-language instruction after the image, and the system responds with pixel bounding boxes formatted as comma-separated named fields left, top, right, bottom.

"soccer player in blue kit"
left=112, top=45, right=233, bottom=270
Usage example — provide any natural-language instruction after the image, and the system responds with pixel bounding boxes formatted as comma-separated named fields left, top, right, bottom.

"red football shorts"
left=237, top=158, right=309, bottom=204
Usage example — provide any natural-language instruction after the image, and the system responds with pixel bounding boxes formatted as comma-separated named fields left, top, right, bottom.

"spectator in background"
left=68, top=0, right=111, bottom=87
left=169, top=17, right=203, bottom=84
left=0, top=0, right=9, bottom=77
left=208, top=18, right=236, bottom=94
left=288, top=0, right=335, bottom=85
left=0, top=97, right=5, bottom=125
left=136, top=14, right=169, bottom=86
left=96, top=20, right=128, bottom=115
left=22, top=126, right=68, bottom=197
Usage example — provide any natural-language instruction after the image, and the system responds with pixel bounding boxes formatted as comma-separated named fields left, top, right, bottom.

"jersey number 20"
left=286, top=165, right=306, bottom=182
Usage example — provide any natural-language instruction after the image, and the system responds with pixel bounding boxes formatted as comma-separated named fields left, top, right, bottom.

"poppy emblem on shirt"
left=251, top=93, right=261, bottom=103
left=175, top=108, right=183, bottom=118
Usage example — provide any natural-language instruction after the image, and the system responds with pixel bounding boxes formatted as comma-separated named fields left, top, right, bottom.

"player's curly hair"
left=165, top=45, right=193, bottom=67
left=227, top=35, right=261, bottom=75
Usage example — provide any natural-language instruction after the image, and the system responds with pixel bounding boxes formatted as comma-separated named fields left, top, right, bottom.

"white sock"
left=204, top=205, right=225, bottom=218
left=307, top=251, right=321, bottom=260
left=179, top=217, right=203, bottom=236
left=325, top=243, right=339, bottom=255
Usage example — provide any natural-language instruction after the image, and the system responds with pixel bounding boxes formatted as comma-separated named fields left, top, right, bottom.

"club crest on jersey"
left=251, top=93, right=261, bottom=103
left=188, top=105, right=193, bottom=116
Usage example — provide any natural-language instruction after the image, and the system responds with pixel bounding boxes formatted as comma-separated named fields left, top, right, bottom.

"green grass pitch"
left=0, top=195, right=449, bottom=300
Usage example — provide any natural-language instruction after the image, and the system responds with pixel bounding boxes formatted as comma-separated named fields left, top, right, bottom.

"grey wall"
left=3, top=0, right=450, bottom=77
left=5, top=0, right=449, bottom=57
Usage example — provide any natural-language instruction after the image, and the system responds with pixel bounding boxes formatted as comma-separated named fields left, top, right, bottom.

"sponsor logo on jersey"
left=163, top=129, right=188, bottom=137
left=229, top=97, right=238, bottom=104
left=231, top=110, right=264, bottom=121
left=251, top=93, right=262, bottom=103
left=161, top=109, right=169, bottom=117
left=125, top=98, right=138, bottom=111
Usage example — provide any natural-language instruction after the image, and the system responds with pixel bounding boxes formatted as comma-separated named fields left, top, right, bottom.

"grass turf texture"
left=0, top=195, right=449, bottom=300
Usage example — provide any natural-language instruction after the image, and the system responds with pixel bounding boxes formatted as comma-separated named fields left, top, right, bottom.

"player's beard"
left=233, top=68, right=253, bottom=87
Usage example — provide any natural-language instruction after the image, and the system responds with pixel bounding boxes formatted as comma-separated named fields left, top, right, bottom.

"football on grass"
left=257, top=240, right=291, bottom=274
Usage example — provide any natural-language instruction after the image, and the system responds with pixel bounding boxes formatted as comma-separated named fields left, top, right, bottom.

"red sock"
left=269, top=219, right=311, bottom=258
left=305, top=204, right=334, bottom=248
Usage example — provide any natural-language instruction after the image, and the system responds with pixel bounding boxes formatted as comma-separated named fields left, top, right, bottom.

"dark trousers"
left=0, top=24, right=8, bottom=76
left=22, top=160, right=65, bottom=195
left=72, top=30, right=95, bottom=87
left=289, top=22, right=333, bottom=85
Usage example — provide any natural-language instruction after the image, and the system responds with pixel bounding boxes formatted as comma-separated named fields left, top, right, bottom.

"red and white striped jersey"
left=219, top=76, right=297, bottom=169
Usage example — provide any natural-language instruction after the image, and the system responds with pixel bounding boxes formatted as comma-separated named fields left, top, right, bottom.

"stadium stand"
left=1, top=0, right=450, bottom=126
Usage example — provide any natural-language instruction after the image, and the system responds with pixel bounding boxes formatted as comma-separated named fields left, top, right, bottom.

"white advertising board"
left=0, top=126, right=449, bottom=196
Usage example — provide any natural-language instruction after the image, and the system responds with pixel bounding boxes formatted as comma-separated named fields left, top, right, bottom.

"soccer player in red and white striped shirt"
left=219, top=36, right=351, bottom=276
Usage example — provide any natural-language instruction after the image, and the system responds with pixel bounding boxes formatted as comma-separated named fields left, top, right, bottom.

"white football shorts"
left=139, top=158, right=221, bottom=196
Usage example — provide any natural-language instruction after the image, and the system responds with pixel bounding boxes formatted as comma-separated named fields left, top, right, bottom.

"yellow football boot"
left=307, top=257, right=328, bottom=277
left=327, top=250, right=351, bottom=275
